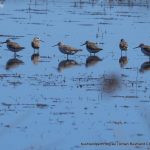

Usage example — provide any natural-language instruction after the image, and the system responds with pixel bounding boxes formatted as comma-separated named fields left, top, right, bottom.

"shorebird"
left=31, top=37, right=43, bottom=51
left=134, top=43, right=150, bottom=61
left=81, top=41, right=103, bottom=55
left=2, top=39, right=25, bottom=57
left=52, top=42, right=82, bottom=59
left=119, top=39, right=128, bottom=53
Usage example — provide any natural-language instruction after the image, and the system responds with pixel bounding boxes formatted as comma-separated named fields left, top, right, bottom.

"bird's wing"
left=62, top=45, right=77, bottom=52
left=87, top=43, right=101, bottom=50
left=120, top=42, right=128, bottom=49
left=32, top=41, right=40, bottom=48
left=8, top=42, right=23, bottom=49
left=143, top=45, right=150, bottom=52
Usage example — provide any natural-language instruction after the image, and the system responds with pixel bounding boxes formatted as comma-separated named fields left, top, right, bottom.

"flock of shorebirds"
left=0, top=37, right=150, bottom=61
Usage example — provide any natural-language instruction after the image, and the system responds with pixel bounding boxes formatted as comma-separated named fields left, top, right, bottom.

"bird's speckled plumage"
left=134, top=43, right=150, bottom=57
left=6, top=39, right=25, bottom=53
left=82, top=41, right=103, bottom=54
left=53, top=42, right=82, bottom=58
left=119, top=39, right=128, bottom=51
left=31, top=37, right=41, bottom=49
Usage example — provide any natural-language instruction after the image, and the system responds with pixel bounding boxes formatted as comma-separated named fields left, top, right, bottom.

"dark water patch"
left=7, top=81, right=22, bottom=86
left=4, top=124, right=11, bottom=128
left=107, top=121, right=127, bottom=125
left=27, top=74, right=67, bottom=87
left=26, top=11, right=48, bottom=15
left=2, top=102, right=48, bottom=109
left=0, top=13, right=11, bottom=16
left=27, top=22, right=45, bottom=25
left=36, top=103, right=48, bottom=109
left=78, top=23, right=94, bottom=26
left=140, top=100, right=150, bottom=103
left=14, top=9, right=27, bottom=12
left=39, top=60, right=51, bottom=63
left=46, top=24, right=55, bottom=27
left=121, top=74, right=128, bottom=78
left=9, top=17, right=27, bottom=20
left=118, top=14, right=141, bottom=18
left=0, top=73, right=22, bottom=78
left=28, top=8, right=48, bottom=12
left=2, top=102, right=12, bottom=107
left=120, top=105, right=130, bottom=108
left=136, top=133, right=143, bottom=137
left=134, top=21, right=150, bottom=24
left=90, top=12, right=107, bottom=16
left=124, top=67, right=136, bottom=70
left=51, top=112, right=75, bottom=115
left=115, top=11, right=138, bottom=14
left=0, top=34, right=24, bottom=38
left=105, top=0, right=150, bottom=7
left=73, top=75, right=102, bottom=91
left=99, top=17, right=117, bottom=21
left=64, top=20, right=80, bottom=23
left=112, top=95, right=138, bottom=99
left=98, top=22, right=111, bottom=25
left=40, top=56, right=51, bottom=59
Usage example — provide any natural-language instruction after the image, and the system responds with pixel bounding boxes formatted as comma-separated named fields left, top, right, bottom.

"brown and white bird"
left=52, top=42, right=82, bottom=59
left=81, top=41, right=103, bottom=55
left=119, top=39, right=128, bottom=52
left=31, top=37, right=43, bottom=50
left=2, top=39, right=25, bottom=57
left=134, top=43, right=150, bottom=57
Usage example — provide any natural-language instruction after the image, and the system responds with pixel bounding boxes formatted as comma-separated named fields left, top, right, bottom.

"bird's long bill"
left=52, top=43, right=58, bottom=47
left=133, top=46, right=139, bottom=49
left=0, top=41, right=6, bottom=44
left=40, top=40, right=44, bottom=42
left=80, top=43, right=86, bottom=46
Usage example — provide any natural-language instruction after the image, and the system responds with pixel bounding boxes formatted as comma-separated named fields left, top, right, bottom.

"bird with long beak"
left=52, top=42, right=82, bottom=59
left=81, top=41, right=103, bottom=55
left=134, top=43, right=150, bottom=60
left=119, top=39, right=128, bottom=53
left=31, top=37, right=44, bottom=51
left=1, top=39, right=25, bottom=57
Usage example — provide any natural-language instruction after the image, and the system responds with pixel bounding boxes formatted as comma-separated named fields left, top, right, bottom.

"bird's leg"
left=14, top=52, right=17, bottom=58
left=37, top=48, right=39, bottom=54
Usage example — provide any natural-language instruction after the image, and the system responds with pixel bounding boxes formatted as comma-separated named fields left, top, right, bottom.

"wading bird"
left=52, top=42, right=82, bottom=59
left=2, top=39, right=25, bottom=57
left=81, top=40, right=103, bottom=55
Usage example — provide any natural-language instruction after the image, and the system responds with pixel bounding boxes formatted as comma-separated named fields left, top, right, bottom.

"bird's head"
left=52, top=42, right=63, bottom=47
left=120, top=39, right=125, bottom=42
left=133, top=43, right=144, bottom=49
left=81, top=41, right=89, bottom=46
